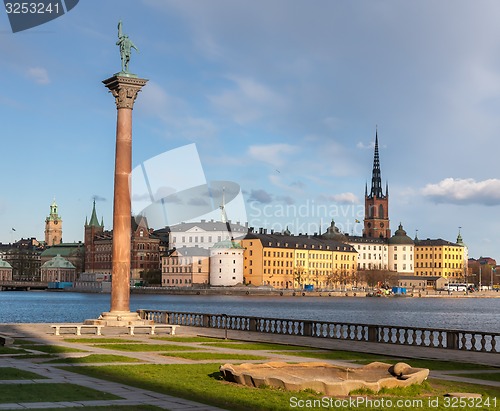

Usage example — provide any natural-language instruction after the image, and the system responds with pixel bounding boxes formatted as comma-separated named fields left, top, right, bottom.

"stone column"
left=99, top=75, right=148, bottom=326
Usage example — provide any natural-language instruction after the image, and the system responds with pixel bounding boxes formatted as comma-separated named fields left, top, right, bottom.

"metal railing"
left=137, top=309, right=499, bottom=353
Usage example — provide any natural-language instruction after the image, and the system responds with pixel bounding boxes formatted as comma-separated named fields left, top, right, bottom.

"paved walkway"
left=0, top=323, right=499, bottom=410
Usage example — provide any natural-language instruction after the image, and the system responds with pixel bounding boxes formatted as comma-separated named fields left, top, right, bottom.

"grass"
left=280, top=350, right=499, bottom=371
left=0, top=346, right=28, bottom=354
left=21, top=344, right=87, bottom=354
left=64, top=338, right=138, bottom=344
left=277, top=349, right=394, bottom=362
left=61, top=363, right=500, bottom=411
left=0, top=383, right=121, bottom=404
left=160, top=352, right=266, bottom=361
left=152, top=336, right=229, bottom=343
left=92, top=343, right=198, bottom=352
left=448, top=372, right=500, bottom=382
left=202, top=342, right=310, bottom=351
left=13, top=339, right=39, bottom=345
left=45, top=354, right=143, bottom=364
left=0, top=367, right=47, bottom=380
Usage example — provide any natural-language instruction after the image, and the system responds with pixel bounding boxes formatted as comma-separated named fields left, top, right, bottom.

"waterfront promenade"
left=0, top=322, right=499, bottom=410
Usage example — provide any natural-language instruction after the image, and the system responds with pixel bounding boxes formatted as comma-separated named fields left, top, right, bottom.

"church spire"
left=88, top=200, right=101, bottom=227
left=369, top=130, right=385, bottom=199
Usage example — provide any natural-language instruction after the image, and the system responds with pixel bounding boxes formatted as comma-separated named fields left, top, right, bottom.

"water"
left=0, top=291, right=498, bottom=333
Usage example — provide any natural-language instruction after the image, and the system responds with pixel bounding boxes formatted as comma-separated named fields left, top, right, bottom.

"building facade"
left=414, top=239, right=465, bottom=280
left=84, top=203, right=160, bottom=280
left=168, top=220, right=248, bottom=249
left=161, top=246, right=210, bottom=287
left=0, top=259, right=13, bottom=281
left=388, top=223, right=414, bottom=275
left=40, top=254, right=76, bottom=282
left=241, top=231, right=358, bottom=289
left=40, top=242, right=85, bottom=275
left=0, top=238, right=42, bottom=280
left=210, top=240, right=244, bottom=286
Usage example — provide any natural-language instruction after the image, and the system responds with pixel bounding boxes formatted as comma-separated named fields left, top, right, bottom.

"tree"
left=140, top=269, right=162, bottom=286
left=359, top=269, right=396, bottom=288
left=293, top=265, right=306, bottom=289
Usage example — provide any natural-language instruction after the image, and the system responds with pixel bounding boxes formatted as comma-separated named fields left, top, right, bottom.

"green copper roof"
left=87, top=200, right=102, bottom=227
left=0, top=259, right=12, bottom=268
left=388, top=223, right=414, bottom=245
left=41, top=254, right=75, bottom=269
left=212, top=239, right=243, bottom=249
left=41, top=243, right=84, bottom=257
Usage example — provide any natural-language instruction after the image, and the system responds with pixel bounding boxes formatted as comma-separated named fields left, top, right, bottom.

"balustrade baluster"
left=136, top=310, right=498, bottom=353
left=470, top=334, right=477, bottom=351
left=480, top=334, right=487, bottom=352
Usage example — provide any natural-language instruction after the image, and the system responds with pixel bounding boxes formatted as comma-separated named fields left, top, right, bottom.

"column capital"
left=103, top=75, right=148, bottom=109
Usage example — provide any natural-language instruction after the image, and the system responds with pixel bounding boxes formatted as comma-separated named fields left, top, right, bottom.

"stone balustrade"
left=137, top=309, right=499, bottom=353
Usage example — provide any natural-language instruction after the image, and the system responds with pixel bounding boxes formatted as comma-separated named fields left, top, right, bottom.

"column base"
left=85, top=311, right=153, bottom=327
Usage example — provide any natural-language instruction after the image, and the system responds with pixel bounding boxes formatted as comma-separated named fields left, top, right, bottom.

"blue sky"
left=1, top=0, right=500, bottom=260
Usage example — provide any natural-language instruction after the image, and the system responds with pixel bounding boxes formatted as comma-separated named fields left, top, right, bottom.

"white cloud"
left=356, top=141, right=375, bottom=150
left=138, top=81, right=217, bottom=141
left=327, top=192, right=359, bottom=204
left=26, top=67, right=49, bottom=85
left=209, top=75, right=286, bottom=124
left=247, top=189, right=273, bottom=204
left=422, top=178, right=500, bottom=205
left=247, top=143, right=298, bottom=167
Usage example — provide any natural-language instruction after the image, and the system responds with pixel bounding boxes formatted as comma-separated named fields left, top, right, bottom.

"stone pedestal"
left=86, top=75, right=148, bottom=327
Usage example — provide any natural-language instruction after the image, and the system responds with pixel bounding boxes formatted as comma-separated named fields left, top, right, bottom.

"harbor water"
left=0, top=291, right=498, bottom=333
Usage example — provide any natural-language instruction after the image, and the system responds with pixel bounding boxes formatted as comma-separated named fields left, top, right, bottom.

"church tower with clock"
left=45, top=199, right=63, bottom=245
left=363, top=131, right=391, bottom=238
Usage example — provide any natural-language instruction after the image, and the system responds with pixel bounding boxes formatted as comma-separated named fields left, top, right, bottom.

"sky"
left=1, top=0, right=500, bottom=260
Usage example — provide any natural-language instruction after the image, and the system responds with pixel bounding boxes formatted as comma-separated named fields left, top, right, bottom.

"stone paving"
left=0, top=323, right=499, bottom=410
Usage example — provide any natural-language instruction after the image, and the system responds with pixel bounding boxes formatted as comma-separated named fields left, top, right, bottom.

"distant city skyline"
left=1, top=1, right=500, bottom=260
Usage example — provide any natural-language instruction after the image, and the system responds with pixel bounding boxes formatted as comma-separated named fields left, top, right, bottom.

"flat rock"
left=220, top=361, right=429, bottom=396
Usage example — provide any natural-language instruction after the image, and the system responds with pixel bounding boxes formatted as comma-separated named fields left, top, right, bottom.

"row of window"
left=163, top=267, right=204, bottom=273
left=163, top=258, right=204, bottom=265
left=415, top=262, right=463, bottom=268
left=173, top=236, right=222, bottom=244
left=393, top=264, right=413, bottom=271
left=415, top=254, right=462, bottom=259
left=163, top=278, right=192, bottom=284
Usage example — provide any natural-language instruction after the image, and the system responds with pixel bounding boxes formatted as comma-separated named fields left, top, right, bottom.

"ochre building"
left=241, top=231, right=357, bottom=289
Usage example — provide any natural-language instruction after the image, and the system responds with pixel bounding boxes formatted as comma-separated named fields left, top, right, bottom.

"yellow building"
left=414, top=239, right=465, bottom=280
left=241, top=232, right=357, bottom=289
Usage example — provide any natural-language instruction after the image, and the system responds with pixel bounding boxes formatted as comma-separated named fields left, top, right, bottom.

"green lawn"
left=202, top=342, right=310, bottom=351
left=45, top=354, right=142, bottom=364
left=0, top=346, right=28, bottom=354
left=0, top=367, right=47, bottom=380
left=21, top=344, right=87, bottom=354
left=61, top=363, right=500, bottom=411
left=152, top=336, right=229, bottom=343
left=64, top=338, right=138, bottom=344
left=93, top=343, right=198, bottom=352
left=160, top=352, right=266, bottom=361
left=448, top=372, right=500, bottom=382
left=280, top=350, right=499, bottom=371
left=0, top=383, right=120, bottom=403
